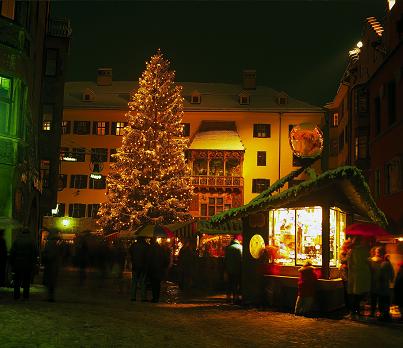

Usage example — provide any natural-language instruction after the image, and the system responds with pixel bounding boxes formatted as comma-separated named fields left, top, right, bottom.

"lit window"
left=354, top=136, right=368, bottom=160
left=93, top=121, right=109, bottom=135
left=0, top=76, right=12, bottom=135
left=112, top=122, right=127, bottom=135
left=253, top=124, right=271, bottom=138
left=42, top=121, right=51, bottom=131
left=332, top=113, right=339, bottom=127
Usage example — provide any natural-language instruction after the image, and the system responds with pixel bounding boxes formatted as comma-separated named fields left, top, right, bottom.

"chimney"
left=96, top=68, right=112, bottom=86
left=242, top=69, right=256, bottom=90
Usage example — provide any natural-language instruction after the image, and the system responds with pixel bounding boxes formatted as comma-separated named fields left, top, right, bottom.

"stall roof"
left=211, top=166, right=388, bottom=228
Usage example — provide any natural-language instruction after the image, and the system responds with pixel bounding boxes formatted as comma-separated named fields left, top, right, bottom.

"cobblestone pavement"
left=0, top=270, right=402, bottom=348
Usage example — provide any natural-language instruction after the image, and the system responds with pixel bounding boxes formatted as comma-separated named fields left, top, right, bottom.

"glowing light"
left=388, top=1, right=396, bottom=10
left=356, top=41, right=363, bottom=48
left=90, top=173, right=102, bottom=180
left=398, top=237, right=403, bottom=242
left=63, top=156, right=77, bottom=162
left=51, top=204, right=59, bottom=216
left=62, top=218, right=70, bottom=227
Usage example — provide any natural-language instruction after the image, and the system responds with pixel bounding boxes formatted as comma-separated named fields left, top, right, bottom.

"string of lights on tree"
left=97, top=50, right=193, bottom=233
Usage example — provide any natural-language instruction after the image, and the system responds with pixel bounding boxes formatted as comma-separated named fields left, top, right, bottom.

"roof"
left=63, top=81, right=324, bottom=112
left=210, top=166, right=388, bottom=228
left=189, top=130, right=245, bottom=151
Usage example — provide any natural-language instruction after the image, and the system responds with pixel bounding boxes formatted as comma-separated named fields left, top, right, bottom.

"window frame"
left=257, top=151, right=267, bottom=166
left=253, top=124, right=271, bottom=138
left=70, top=175, right=88, bottom=189
left=252, top=178, right=270, bottom=193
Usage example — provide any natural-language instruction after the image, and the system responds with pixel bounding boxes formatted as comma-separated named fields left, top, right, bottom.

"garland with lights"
left=97, top=50, right=193, bottom=233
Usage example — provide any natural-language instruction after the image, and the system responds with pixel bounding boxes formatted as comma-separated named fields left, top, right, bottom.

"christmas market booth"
left=210, top=165, right=388, bottom=311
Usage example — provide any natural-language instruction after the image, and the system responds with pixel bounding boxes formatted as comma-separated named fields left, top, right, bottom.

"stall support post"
left=321, top=206, right=330, bottom=279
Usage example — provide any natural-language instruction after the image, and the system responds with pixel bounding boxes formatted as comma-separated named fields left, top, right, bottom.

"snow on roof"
left=189, top=130, right=245, bottom=151
left=63, top=81, right=323, bottom=112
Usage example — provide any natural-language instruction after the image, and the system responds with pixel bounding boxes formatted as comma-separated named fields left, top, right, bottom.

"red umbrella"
left=345, top=223, right=390, bottom=237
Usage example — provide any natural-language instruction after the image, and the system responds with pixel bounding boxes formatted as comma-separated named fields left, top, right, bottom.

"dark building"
left=0, top=0, right=70, bottom=248
left=326, top=0, right=403, bottom=233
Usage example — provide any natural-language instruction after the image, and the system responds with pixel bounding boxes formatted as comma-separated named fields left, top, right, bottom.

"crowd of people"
left=1, top=228, right=402, bottom=322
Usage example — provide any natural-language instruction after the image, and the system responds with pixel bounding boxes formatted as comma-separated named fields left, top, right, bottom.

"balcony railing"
left=47, top=18, right=72, bottom=38
left=191, top=175, right=243, bottom=187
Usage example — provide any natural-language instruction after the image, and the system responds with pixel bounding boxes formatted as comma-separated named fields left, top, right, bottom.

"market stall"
left=210, top=124, right=388, bottom=310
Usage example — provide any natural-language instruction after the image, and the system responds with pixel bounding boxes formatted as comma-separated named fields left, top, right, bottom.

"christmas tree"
left=97, top=50, right=193, bottom=233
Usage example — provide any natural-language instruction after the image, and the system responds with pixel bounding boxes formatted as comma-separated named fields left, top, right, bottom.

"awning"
left=189, top=130, right=245, bottom=151
left=134, top=221, right=197, bottom=239
left=197, top=219, right=242, bottom=235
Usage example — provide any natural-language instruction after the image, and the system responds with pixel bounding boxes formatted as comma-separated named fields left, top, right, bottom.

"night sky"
left=51, top=0, right=387, bottom=106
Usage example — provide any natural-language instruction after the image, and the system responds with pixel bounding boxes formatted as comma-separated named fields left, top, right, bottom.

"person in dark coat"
left=9, top=228, right=38, bottom=300
left=148, top=238, right=170, bottom=303
left=129, top=237, right=150, bottom=301
left=0, top=229, right=7, bottom=288
left=294, top=260, right=318, bottom=316
left=224, top=238, right=243, bottom=304
left=394, top=263, right=403, bottom=320
left=178, top=241, right=196, bottom=291
left=42, top=231, right=61, bottom=302
left=75, top=233, right=89, bottom=286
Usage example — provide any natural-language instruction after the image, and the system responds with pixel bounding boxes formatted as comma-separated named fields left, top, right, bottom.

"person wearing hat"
left=294, top=260, right=318, bottom=316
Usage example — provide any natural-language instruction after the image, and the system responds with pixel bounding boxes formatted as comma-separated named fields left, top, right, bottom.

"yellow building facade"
left=43, top=70, right=325, bottom=234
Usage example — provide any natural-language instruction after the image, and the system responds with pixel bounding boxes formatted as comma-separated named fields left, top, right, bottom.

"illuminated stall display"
left=268, top=206, right=346, bottom=267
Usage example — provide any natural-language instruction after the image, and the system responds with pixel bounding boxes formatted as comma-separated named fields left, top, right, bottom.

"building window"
left=72, top=148, right=86, bottom=162
left=111, top=122, right=127, bottom=135
left=40, top=160, right=50, bottom=189
left=354, top=136, right=368, bottom=160
left=191, top=95, right=200, bottom=104
left=89, top=175, right=106, bottom=189
left=257, top=151, right=266, bottom=166
left=60, top=147, right=69, bottom=161
left=93, top=121, right=109, bottom=135
left=61, top=121, right=71, bottom=134
left=252, top=179, right=270, bottom=193
left=332, top=113, right=339, bottom=127
left=42, top=104, right=54, bottom=131
left=70, top=175, right=88, bottom=189
left=374, top=169, right=381, bottom=199
left=45, top=49, right=58, bottom=77
left=387, top=80, right=396, bottom=125
left=110, top=148, right=117, bottom=162
left=239, top=95, right=250, bottom=105
left=88, top=204, right=100, bottom=218
left=73, top=121, right=91, bottom=135
left=338, top=130, right=345, bottom=152
left=58, top=174, right=67, bottom=190
left=374, top=97, right=381, bottom=135
left=91, top=148, right=108, bottom=162
left=55, top=203, right=65, bottom=217
left=0, top=75, right=12, bottom=135
left=385, top=158, right=402, bottom=195
left=68, top=203, right=86, bottom=218
left=253, top=124, right=271, bottom=138
left=182, top=123, right=190, bottom=137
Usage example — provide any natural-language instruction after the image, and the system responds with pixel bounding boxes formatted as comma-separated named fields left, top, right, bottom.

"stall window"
left=295, top=207, right=322, bottom=266
left=329, top=207, right=346, bottom=267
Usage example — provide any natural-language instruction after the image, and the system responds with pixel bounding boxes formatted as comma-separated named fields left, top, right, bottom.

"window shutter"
left=111, top=122, right=117, bottom=135
left=105, top=122, right=110, bottom=135
left=93, top=121, right=98, bottom=135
